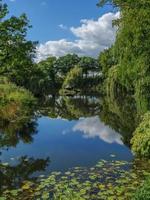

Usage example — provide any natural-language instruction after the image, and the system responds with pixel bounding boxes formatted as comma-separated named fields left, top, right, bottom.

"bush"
left=131, top=112, right=150, bottom=158
left=0, top=77, right=36, bottom=122
left=133, top=177, right=150, bottom=200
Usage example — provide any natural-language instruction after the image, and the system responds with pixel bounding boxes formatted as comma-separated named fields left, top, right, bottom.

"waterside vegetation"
left=0, top=0, right=150, bottom=199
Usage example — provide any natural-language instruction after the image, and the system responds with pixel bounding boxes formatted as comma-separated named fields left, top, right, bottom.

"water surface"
left=0, top=95, right=134, bottom=179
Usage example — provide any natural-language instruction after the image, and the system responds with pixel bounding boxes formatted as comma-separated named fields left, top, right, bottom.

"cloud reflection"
left=73, top=116, right=123, bottom=145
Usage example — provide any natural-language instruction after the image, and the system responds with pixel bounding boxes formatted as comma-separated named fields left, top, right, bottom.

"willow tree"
left=62, top=65, right=83, bottom=91
left=98, top=0, right=150, bottom=110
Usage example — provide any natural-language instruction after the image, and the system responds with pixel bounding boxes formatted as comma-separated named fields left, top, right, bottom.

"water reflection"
left=0, top=156, right=50, bottom=192
left=99, top=93, right=140, bottom=145
left=73, top=116, right=123, bottom=145
left=1, top=92, right=147, bottom=191
left=39, top=94, right=142, bottom=145
left=0, top=119, right=38, bottom=149
left=39, top=95, right=100, bottom=119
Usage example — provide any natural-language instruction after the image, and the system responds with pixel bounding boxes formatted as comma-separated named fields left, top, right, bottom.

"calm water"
left=1, top=116, right=133, bottom=173
left=0, top=95, right=135, bottom=181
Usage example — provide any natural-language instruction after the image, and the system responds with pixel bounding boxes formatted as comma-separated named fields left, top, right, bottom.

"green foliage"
left=98, top=0, right=150, bottom=98
left=35, top=55, right=101, bottom=95
left=53, top=188, right=84, bottom=200
left=61, top=65, right=83, bottom=93
left=97, top=0, right=150, bottom=161
left=135, top=77, right=150, bottom=115
left=0, top=77, right=36, bottom=122
left=97, top=0, right=150, bottom=9
left=0, top=0, right=8, bottom=19
left=59, top=56, right=101, bottom=94
left=54, top=54, right=80, bottom=77
left=105, top=66, right=120, bottom=96
left=0, top=0, right=101, bottom=96
left=0, top=77, right=37, bottom=148
left=78, top=56, right=99, bottom=77
left=0, top=0, right=37, bottom=88
left=30, top=57, right=59, bottom=95
left=98, top=47, right=116, bottom=79
left=117, top=0, right=150, bottom=90
left=133, top=177, right=150, bottom=200
left=0, top=1, right=149, bottom=199
left=131, top=112, right=150, bottom=158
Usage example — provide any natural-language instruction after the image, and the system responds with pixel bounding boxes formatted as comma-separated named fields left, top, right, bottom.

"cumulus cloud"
left=36, top=12, right=120, bottom=62
left=36, top=39, right=82, bottom=62
left=73, top=116, right=123, bottom=145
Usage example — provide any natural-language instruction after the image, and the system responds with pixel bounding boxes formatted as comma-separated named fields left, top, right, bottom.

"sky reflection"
left=73, top=116, right=123, bottom=145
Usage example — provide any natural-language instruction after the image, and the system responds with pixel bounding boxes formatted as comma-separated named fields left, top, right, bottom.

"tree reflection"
left=0, top=119, right=38, bottom=149
left=38, top=93, right=146, bottom=146
left=0, top=91, right=39, bottom=149
left=0, top=156, right=50, bottom=192
left=0, top=91, right=145, bottom=148
left=39, top=95, right=100, bottom=120
left=0, top=91, right=149, bottom=195
left=99, top=92, right=141, bottom=145
left=0, top=96, right=50, bottom=194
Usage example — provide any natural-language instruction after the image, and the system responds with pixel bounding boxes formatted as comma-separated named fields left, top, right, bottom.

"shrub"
left=0, top=77, right=36, bottom=122
left=131, top=112, right=150, bottom=158
left=133, top=177, right=150, bottom=200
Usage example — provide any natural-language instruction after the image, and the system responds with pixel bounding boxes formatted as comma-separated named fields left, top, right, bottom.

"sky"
left=4, top=0, right=119, bottom=61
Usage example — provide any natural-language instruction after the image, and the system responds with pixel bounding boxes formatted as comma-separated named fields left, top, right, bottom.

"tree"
left=62, top=65, right=83, bottom=90
left=98, top=0, right=150, bottom=95
left=98, top=47, right=115, bottom=79
left=78, top=56, right=99, bottom=78
left=98, top=0, right=150, bottom=153
left=0, top=0, right=37, bottom=88
left=31, top=56, right=58, bottom=95
left=54, top=54, right=80, bottom=78
left=38, top=57, right=57, bottom=85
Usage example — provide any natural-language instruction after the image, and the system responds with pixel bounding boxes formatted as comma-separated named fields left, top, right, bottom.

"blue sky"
left=4, top=0, right=118, bottom=61
left=5, top=0, right=114, bottom=42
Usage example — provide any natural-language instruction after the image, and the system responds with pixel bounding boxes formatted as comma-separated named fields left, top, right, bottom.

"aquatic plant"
left=1, top=159, right=150, bottom=200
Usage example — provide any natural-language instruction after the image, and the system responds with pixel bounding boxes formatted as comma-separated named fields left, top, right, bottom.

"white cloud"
left=73, top=116, right=123, bottom=145
left=36, top=39, right=82, bottom=62
left=58, top=24, right=68, bottom=30
left=36, top=12, right=120, bottom=62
